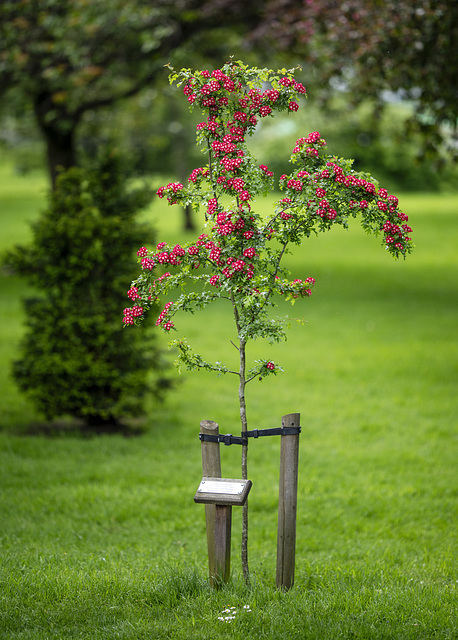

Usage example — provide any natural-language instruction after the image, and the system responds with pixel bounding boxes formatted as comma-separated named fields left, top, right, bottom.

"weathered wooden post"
left=199, top=420, right=221, bottom=587
left=195, top=476, right=252, bottom=586
left=276, top=412, right=301, bottom=590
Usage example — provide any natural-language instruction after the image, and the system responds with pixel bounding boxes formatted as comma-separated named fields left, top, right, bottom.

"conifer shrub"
left=4, top=151, right=169, bottom=429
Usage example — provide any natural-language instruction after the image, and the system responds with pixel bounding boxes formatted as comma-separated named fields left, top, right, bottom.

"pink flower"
left=287, top=179, right=302, bottom=191
left=127, top=287, right=140, bottom=301
left=156, top=251, right=169, bottom=264
left=173, top=244, right=185, bottom=256
left=137, top=247, right=148, bottom=257
left=141, top=257, right=155, bottom=271
left=306, top=131, right=321, bottom=144
left=266, top=89, right=280, bottom=102
left=259, top=105, right=272, bottom=117
left=288, top=101, right=299, bottom=112
left=266, top=361, right=275, bottom=370
left=234, top=110, right=248, bottom=123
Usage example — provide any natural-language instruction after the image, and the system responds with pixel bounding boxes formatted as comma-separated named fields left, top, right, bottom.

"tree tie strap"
left=199, top=433, right=248, bottom=446
left=199, top=426, right=301, bottom=446
left=242, top=426, right=301, bottom=438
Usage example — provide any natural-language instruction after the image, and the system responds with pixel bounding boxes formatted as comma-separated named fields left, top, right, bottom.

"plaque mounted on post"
left=194, top=477, right=252, bottom=506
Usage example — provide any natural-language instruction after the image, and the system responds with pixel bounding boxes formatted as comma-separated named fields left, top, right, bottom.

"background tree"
left=0, top=0, right=265, bottom=189
left=3, top=150, right=170, bottom=430
left=252, top=0, right=458, bottom=160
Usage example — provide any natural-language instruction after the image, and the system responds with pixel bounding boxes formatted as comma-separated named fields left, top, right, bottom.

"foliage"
left=3, top=151, right=168, bottom=427
left=252, top=0, right=458, bottom=160
left=127, top=60, right=413, bottom=378
left=125, top=60, right=414, bottom=579
left=249, top=100, right=458, bottom=193
left=0, top=0, right=266, bottom=187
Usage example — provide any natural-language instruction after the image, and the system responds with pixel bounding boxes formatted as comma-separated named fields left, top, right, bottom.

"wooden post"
left=214, top=504, right=232, bottom=584
left=199, top=420, right=224, bottom=587
left=276, top=412, right=300, bottom=590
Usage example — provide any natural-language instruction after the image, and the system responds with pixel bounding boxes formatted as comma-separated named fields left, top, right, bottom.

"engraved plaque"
left=198, top=480, right=245, bottom=495
left=194, top=477, right=252, bottom=505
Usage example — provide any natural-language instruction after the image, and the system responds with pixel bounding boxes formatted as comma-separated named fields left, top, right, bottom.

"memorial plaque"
left=194, top=477, right=252, bottom=506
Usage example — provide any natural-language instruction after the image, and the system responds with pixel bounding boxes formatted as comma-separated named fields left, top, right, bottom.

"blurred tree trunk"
left=33, top=93, right=78, bottom=190
left=170, top=93, right=196, bottom=232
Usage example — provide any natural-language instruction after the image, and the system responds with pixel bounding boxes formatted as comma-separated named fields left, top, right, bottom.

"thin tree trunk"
left=238, top=337, right=250, bottom=584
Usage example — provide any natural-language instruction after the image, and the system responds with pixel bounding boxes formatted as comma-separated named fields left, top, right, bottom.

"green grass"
left=0, top=162, right=457, bottom=638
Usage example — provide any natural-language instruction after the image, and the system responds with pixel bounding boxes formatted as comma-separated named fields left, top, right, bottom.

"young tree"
left=4, top=151, right=169, bottom=430
left=125, top=61, right=414, bottom=580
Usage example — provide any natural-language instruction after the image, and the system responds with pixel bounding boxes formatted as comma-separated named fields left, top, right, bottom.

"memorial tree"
left=124, top=61, right=414, bottom=582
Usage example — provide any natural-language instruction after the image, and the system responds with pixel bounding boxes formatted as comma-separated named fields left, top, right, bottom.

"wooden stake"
left=276, top=412, right=300, bottom=590
left=199, top=420, right=223, bottom=587
left=214, top=504, right=232, bottom=584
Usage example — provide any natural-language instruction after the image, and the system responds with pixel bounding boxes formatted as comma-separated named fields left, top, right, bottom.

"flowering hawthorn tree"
left=124, top=60, right=414, bottom=581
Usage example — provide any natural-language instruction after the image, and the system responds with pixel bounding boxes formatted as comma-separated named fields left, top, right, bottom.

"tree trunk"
left=238, top=338, right=250, bottom=584
left=33, top=94, right=78, bottom=189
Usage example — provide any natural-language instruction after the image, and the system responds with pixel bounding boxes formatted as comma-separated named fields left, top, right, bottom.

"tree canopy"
left=0, top=0, right=264, bottom=186
left=1, top=0, right=456, bottom=188
left=253, top=0, right=458, bottom=159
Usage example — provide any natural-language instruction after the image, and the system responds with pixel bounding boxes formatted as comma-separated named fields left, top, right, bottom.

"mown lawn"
left=0, top=163, right=456, bottom=638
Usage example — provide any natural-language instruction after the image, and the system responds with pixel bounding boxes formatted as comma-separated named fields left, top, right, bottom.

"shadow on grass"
left=16, top=417, right=147, bottom=439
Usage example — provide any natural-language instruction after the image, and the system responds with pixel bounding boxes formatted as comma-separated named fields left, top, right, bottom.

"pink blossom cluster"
left=127, top=286, right=140, bottom=301
left=123, top=304, right=143, bottom=325
left=183, top=68, right=304, bottom=125
left=382, top=218, right=412, bottom=251
left=260, top=164, right=274, bottom=178
left=156, top=301, right=174, bottom=331
left=278, top=133, right=413, bottom=257
left=142, top=243, right=188, bottom=269
left=277, top=276, right=315, bottom=299
left=156, top=182, right=184, bottom=204
left=141, top=257, right=155, bottom=271
left=221, top=258, right=255, bottom=281
left=189, top=167, right=208, bottom=183
left=316, top=198, right=337, bottom=220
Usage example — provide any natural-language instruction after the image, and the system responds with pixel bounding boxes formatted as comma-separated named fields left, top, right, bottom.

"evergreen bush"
left=4, top=150, right=169, bottom=429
